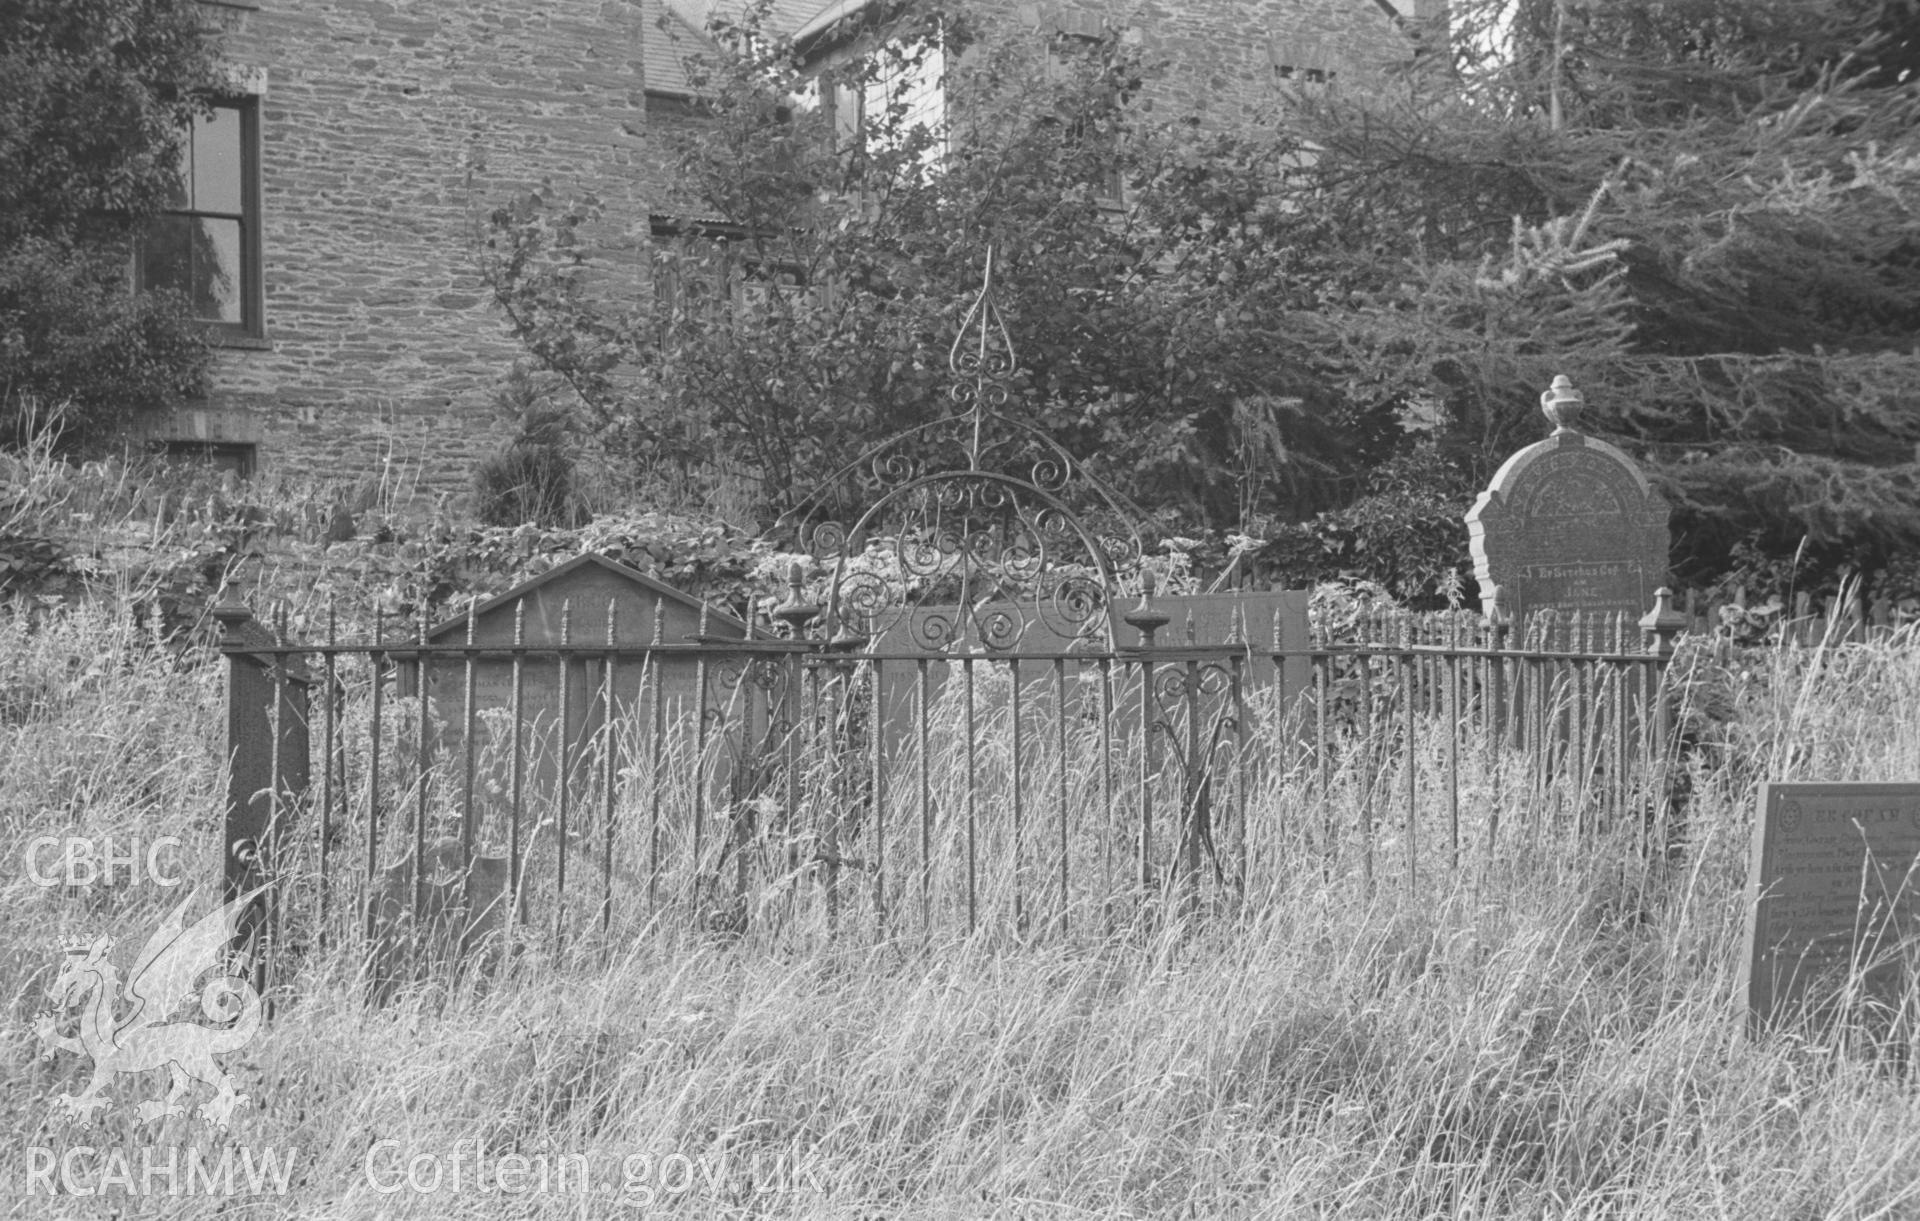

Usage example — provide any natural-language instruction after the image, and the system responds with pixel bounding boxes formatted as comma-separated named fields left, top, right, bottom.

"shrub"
left=1257, top=448, right=1474, bottom=609
left=474, top=441, right=577, bottom=528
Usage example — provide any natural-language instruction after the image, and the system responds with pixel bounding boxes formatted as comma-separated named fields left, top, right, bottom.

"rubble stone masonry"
left=159, top=0, right=661, bottom=496
left=1004, top=0, right=1422, bottom=125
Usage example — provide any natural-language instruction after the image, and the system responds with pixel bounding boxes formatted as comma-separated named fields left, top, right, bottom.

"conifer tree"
left=1279, top=0, right=1920, bottom=588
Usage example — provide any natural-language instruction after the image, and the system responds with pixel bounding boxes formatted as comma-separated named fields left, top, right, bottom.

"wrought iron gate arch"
left=781, top=252, right=1150, bottom=654
left=814, top=469, right=1126, bottom=652
left=719, top=251, right=1201, bottom=938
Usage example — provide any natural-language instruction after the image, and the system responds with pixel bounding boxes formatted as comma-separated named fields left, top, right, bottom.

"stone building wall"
left=155, top=0, right=665, bottom=498
left=984, top=0, right=1425, bottom=128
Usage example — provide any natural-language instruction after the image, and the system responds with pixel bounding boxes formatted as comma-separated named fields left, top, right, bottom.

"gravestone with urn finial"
left=1465, top=375, right=1673, bottom=623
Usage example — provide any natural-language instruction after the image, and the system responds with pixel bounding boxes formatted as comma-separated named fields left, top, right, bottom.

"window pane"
left=192, top=108, right=243, bottom=214
left=161, top=135, right=190, bottom=209
left=191, top=217, right=243, bottom=323
left=141, top=215, right=192, bottom=296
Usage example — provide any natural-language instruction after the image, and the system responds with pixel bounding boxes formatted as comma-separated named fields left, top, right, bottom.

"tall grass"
left=7, top=594, right=1920, bottom=1218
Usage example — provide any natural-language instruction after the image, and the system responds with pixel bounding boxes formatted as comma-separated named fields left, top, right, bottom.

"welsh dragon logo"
left=34, top=886, right=267, bottom=1130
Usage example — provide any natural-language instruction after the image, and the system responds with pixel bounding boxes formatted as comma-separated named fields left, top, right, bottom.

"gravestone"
left=1465, top=375, right=1671, bottom=622
left=1113, top=590, right=1312, bottom=701
left=404, top=553, right=754, bottom=811
left=1739, top=782, right=1920, bottom=1032
left=867, top=590, right=1312, bottom=756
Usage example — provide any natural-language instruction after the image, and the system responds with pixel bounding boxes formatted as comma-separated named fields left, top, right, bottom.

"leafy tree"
left=483, top=2, right=1354, bottom=532
left=0, top=0, right=223, bottom=446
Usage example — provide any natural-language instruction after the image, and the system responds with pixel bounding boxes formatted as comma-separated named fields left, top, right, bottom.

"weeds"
left=8, top=558, right=1920, bottom=1216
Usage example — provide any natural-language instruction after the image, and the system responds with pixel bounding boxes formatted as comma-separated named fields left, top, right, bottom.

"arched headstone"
left=1466, top=376, right=1671, bottom=622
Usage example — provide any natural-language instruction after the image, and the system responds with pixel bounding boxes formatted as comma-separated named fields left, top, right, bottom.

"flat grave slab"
left=1740, top=781, right=1920, bottom=1032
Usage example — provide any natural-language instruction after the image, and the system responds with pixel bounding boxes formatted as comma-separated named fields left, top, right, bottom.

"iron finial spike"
left=977, top=245, right=994, bottom=382
left=1123, top=568, right=1171, bottom=647
left=950, top=247, right=1017, bottom=471
left=773, top=561, right=818, bottom=639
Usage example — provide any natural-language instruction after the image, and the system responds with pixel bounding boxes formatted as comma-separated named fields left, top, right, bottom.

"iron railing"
left=218, top=586, right=1694, bottom=999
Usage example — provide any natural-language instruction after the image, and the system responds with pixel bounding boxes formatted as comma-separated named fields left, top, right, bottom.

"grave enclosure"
left=215, top=342, right=1699, bottom=996
left=219, top=567, right=1692, bottom=980
left=210, top=361, right=1920, bottom=1045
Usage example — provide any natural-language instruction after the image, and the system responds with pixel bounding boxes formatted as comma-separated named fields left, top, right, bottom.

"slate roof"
left=646, top=0, right=883, bottom=97
left=642, top=0, right=710, bottom=98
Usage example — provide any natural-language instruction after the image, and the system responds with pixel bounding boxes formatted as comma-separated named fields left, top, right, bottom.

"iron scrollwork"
left=769, top=251, right=1150, bottom=656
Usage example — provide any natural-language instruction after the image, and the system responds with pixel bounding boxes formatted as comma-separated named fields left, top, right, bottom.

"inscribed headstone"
left=1465, top=376, right=1671, bottom=623
left=1739, top=781, right=1920, bottom=1032
left=409, top=553, right=752, bottom=805
left=867, top=590, right=1311, bottom=756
